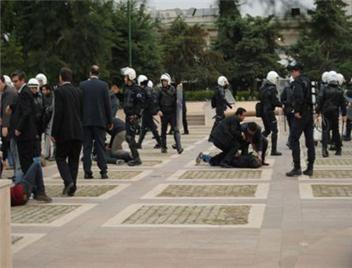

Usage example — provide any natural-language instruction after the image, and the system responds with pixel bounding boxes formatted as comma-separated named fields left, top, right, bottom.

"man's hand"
left=2, top=127, right=8, bottom=138
left=294, top=112, right=302, bottom=119
left=5, top=106, right=12, bottom=115
left=51, top=136, right=56, bottom=143
left=157, top=111, right=163, bottom=117
left=241, top=132, right=246, bottom=140
left=107, top=124, right=113, bottom=131
left=342, top=116, right=347, bottom=123
left=15, top=129, right=21, bottom=136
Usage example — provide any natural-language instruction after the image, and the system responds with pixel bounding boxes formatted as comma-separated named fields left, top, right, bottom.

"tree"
left=215, top=0, right=283, bottom=91
left=291, top=0, right=352, bottom=80
left=109, top=0, right=162, bottom=81
left=160, top=17, right=225, bottom=89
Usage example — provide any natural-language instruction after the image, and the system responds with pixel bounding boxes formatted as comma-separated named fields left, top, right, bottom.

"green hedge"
left=184, top=90, right=258, bottom=101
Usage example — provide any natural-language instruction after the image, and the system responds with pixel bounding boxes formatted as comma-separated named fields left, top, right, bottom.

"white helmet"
left=337, top=73, right=345, bottom=86
left=327, top=71, right=338, bottom=85
left=147, top=80, right=154, bottom=88
left=217, top=76, right=229, bottom=87
left=160, top=73, right=171, bottom=85
left=321, top=71, right=329, bottom=83
left=3, top=75, right=13, bottom=87
left=137, top=75, right=148, bottom=86
left=121, top=67, right=136, bottom=81
left=266, top=71, right=279, bottom=85
left=35, top=73, right=47, bottom=86
left=28, top=78, right=40, bottom=90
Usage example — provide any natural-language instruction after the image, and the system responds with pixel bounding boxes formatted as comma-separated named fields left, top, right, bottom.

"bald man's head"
left=90, top=65, right=100, bottom=76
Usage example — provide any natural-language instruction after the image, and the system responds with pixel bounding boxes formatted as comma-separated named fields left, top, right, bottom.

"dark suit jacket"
left=11, top=85, right=38, bottom=141
left=52, top=83, right=83, bottom=142
left=80, top=78, right=112, bottom=128
left=1, top=85, right=17, bottom=128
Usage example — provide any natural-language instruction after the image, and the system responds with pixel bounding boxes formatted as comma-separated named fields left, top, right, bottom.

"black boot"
left=271, top=133, right=282, bottom=156
left=128, top=158, right=142, bottom=166
left=303, top=163, right=313, bottom=176
left=322, top=148, right=329, bottom=158
left=286, top=166, right=302, bottom=177
left=335, top=148, right=342, bottom=155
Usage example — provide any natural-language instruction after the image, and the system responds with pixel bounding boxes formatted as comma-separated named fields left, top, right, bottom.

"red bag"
left=11, top=184, right=28, bottom=206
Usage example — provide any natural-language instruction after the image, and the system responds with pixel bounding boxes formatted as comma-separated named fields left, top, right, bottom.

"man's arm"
left=292, top=82, right=305, bottom=115
left=15, top=90, right=32, bottom=133
left=103, top=84, right=112, bottom=126
left=51, top=90, right=63, bottom=138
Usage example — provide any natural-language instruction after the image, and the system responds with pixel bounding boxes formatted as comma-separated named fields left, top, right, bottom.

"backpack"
left=11, top=183, right=28, bottom=206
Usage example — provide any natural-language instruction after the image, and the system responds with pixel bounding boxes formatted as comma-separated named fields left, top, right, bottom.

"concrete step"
left=187, top=114, right=205, bottom=126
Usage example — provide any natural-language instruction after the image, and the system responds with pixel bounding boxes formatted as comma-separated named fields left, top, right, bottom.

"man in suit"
left=10, top=71, right=38, bottom=175
left=80, top=65, right=112, bottom=179
left=52, top=68, right=83, bottom=196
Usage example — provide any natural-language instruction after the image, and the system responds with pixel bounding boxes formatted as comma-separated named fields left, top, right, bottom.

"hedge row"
left=184, top=90, right=259, bottom=101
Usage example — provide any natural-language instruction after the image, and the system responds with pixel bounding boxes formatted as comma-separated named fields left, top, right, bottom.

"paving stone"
left=122, top=205, right=251, bottom=225
left=11, top=236, right=23, bottom=244
left=178, top=170, right=262, bottom=180
left=11, top=204, right=79, bottom=224
left=45, top=184, right=118, bottom=197
left=310, top=170, right=352, bottom=179
left=157, top=184, right=257, bottom=197
left=312, top=184, right=352, bottom=197
left=315, top=158, right=352, bottom=166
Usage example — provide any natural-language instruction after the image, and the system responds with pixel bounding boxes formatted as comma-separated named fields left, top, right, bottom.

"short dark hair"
left=40, top=84, right=51, bottom=91
left=90, top=65, right=99, bottom=76
left=235, top=107, right=247, bottom=116
left=11, top=70, right=26, bottom=81
left=111, top=76, right=123, bottom=87
left=247, top=122, right=258, bottom=132
left=60, top=67, right=73, bottom=82
left=0, top=74, right=4, bottom=83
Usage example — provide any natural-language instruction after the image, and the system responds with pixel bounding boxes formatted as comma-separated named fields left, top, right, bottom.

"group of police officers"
left=205, top=61, right=352, bottom=177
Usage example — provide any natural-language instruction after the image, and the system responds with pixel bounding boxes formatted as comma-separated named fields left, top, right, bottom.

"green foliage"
left=215, top=0, right=283, bottom=89
left=0, top=33, right=24, bottom=75
left=184, top=89, right=258, bottom=101
left=291, top=0, right=352, bottom=80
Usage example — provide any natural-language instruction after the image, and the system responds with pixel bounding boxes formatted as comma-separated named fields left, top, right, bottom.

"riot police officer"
left=209, top=76, right=232, bottom=141
left=136, top=75, right=161, bottom=149
left=286, top=62, right=315, bottom=177
left=316, top=71, right=346, bottom=157
left=122, top=67, right=144, bottom=166
left=158, top=74, right=183, bottom=154
left=280, top=76, right=294, bottom=148
left=259, top=71, right=282, bottom=155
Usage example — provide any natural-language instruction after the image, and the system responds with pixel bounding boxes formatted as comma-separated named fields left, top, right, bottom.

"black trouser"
left=83, top=126, right=107, bottom=175
left=182, top=107, right=189, bottom=133
left=261, top=111, right=279, bottom=152
left=345, top=118, right=352, bottom=139
left=161, top=112, right=182, bottom=150
left=322, top=112, right=342, bottom=150
left=16, top=140, right=35, bottom=175
left=286, top=113, right=294, bottom=147
left=212, top=139, right=238, bottom=165
left=125, top=116, right=140, bottom=160
left=55, top=140, right=82, bottom=187
left=138, top=112, right=161, bottom=146
left=291, top=113, right=315, bottom=169
left=1, top=136, right=10, bottom=161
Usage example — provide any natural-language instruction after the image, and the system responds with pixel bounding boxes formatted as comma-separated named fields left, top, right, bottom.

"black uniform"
left=137, top=86, right=161, bottom=147
left=123, top=82, right=144, bottom=163
left=290, top=75, right=315, bottom=171
left=159, top=84, right=182, bottom=153
left=280, top=83, right=294, bottom=148
left=259, top=81, right=282, bottom=154
left=344, top=87, right=352, bottom=140
left=316, top=83, right=346, bottom=155
left=209, top=115, right=242, bottom=167
left=209, top=85, right=232, bottom=140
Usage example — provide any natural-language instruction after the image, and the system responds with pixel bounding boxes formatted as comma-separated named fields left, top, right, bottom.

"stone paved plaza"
left=9, top=123, right=352, bottom=267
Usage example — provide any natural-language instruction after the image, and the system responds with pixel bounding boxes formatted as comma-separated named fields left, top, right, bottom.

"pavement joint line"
left=11, top=203, right=97, bottom=227
left=140, top=182, right=270, bottom=200
left=11, top=233, right=46, bottom=254
left=102, top=203, right=266, bottom=228
left=299, top=182, right=352, bottom=199
left=45, top=183, right=130, bottom=200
